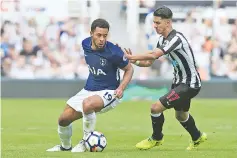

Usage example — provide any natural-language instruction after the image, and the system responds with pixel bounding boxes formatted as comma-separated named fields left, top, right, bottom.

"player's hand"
left=117, top=44, right=134, bottom=63
left=114, top=87, right=124, bottom=99
left=124, top=48, right=134, bottom=61
left=115, top=43, right=121, bottom=48
left=124, top=48, right=136, bottom=63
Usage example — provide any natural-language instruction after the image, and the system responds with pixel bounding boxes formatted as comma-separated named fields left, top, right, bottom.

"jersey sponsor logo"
left=100, top=58, right=107, bottom=66
left=171, top=60, right=178, bottom=67
left=167, top=55, right=178, bottom=67
left=88, top=65, right=106, bottom=76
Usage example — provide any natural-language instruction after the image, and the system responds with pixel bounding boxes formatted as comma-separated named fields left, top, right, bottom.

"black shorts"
left=159, top=83, right=201, bottom=111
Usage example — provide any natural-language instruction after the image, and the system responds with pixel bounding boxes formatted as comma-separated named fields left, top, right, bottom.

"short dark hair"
left=91, top=18, right=110, bottom=32
left=153, top=6, right=173, bottom=19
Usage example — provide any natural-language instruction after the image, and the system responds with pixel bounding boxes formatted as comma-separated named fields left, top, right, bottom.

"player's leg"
left=47, top=88, right=89, bottom=152
left=82, top=90, right=118, bottom=140
left=175, top=102, right=201, bottom=142
left=136, top=83, right=192, bottom=150
left=173, top=84, right=207, bottom=150
left=175, top=110, right=207, bottom=150
left=70, top=96, right=99, bottom=153
left=150, top=83, right=186, bottom=143
left=149, top=83, right=184, bottom=142
left=82, top=95, right=104, bottom=140
left=58, top=105, right=83, bottom=149
left=150, top=102, right=166, bottom=140
left=72, top=90, right=118, bottom=152
left=136, top=100, right=167, bottom=150
left=47, top=105, right=83, bottom=152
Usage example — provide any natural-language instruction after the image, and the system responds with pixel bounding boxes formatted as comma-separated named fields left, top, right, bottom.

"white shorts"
left=66, top=89, right=121, bottom=114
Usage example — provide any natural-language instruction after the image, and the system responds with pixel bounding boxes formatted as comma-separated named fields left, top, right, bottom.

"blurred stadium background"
left=1, top=0, right=237, bottom=80
left=1, top=0, right=237, bottom=158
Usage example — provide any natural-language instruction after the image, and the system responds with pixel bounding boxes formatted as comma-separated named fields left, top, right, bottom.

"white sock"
left=151, top=113, right=162, bottom=117
left=83, top=112, right=96, bottom=140
left=58, top=124, right=72, bottom=149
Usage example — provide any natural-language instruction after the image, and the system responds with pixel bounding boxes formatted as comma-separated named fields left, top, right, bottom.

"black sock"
left=151, top=113, right=164, bottom=140
left=180, top=114, right=201, bottom=141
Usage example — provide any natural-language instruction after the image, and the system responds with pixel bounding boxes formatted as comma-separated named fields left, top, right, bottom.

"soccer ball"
left=85, top=131, right=107, bottom=152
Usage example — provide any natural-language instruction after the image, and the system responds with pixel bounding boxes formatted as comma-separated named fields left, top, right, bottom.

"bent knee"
left=175, top=112, right=189, bottom=122
left=151, top=103, right=161, bottom=113
left=58, top=116, right=71, bottom=126
left=82, top=99, right=94, bottom=113
left=58, top=106, right=74, bottom=126
left=58, top=105, right=82, bottom=126
left=151, top=101, right=166, bottom=113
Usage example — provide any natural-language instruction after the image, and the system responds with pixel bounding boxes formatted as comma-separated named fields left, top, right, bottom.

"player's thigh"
left=159, top=84, right=194, bottom=110
left=173, top=84, right=200, bottom=111
left=67, top=89, right=118, bottom=114
left=94, top=90, right=120, bottom=114
left=82, top=92, right=119, bottom=113
left=58, top=105, right=83, bottom=126
left=82, top=94, right=105, bottom=113
left=173, top=99, right=191, bottom=112
left=150, top=100, right=167, bottom=113
left=67, top=89, right=90, bottom=113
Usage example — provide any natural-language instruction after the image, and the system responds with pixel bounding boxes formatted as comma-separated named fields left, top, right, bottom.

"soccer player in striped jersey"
left=124, top=6, right=207, bottom=150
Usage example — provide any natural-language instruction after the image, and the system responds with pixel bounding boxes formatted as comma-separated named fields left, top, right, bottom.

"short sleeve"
left=112, top=46, right=129, bottom=69
left=156, top=36, right=163, bottom=48
left=159, top=36, right=182, bottom=54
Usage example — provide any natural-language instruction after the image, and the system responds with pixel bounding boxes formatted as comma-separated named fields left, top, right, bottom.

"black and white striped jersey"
left=157, top=29, right=201, bottom=88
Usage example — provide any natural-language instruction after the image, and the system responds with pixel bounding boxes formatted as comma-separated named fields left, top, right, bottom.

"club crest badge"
left=100, top=58, right=107, bottom=66
left=123, top=55, right=127, bottom=61
left=163, top=40, right=169, bottom=47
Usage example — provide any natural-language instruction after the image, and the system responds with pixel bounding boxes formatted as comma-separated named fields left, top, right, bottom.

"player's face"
left=91, top=27, right=109, bottom=49
left=153, top=16, right=170, bottom=35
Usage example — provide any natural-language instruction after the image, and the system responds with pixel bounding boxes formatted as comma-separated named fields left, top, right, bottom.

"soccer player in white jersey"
left=47, top=18, right=134, bottom=152
left=124, top=6, right=207, bottom=150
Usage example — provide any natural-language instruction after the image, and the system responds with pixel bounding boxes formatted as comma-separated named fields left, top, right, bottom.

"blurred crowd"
left=1, top=0, right=237, bottom=80
left=1, top=17, right=91, bottom=79
left=144, top=13, right=237, bottom=80
left=140, top=2, right=237, bottom=80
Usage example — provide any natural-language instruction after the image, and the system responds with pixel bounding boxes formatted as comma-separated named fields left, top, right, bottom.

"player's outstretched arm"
left=124, top=48, right=164, bottom=60
left=133, top=60, right=155, bottom=67
left=123, top=48, right=156, bottom=67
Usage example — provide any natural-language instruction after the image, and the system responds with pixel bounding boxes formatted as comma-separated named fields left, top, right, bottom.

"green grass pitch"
left=1, top=99, right=237, bottom=158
